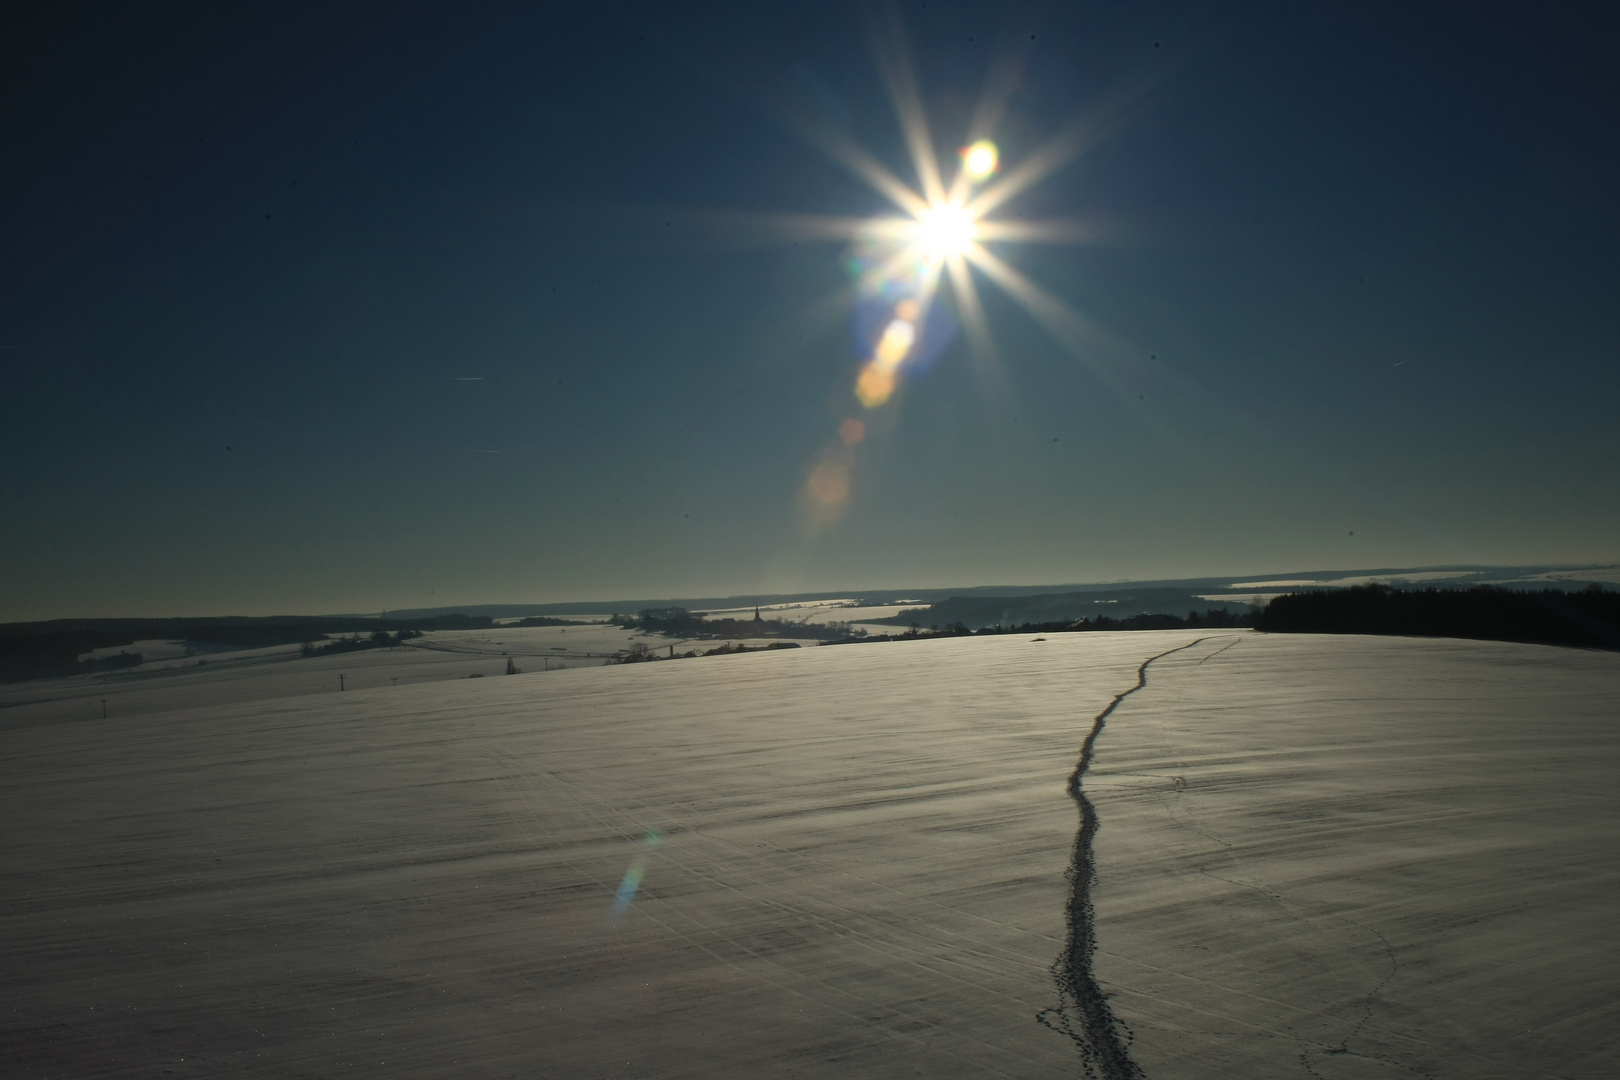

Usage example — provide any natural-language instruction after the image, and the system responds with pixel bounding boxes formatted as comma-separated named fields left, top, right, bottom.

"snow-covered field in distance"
left=1, top=632, right=1614, bottom=1078
left=4, top=623, right=831, bottom=726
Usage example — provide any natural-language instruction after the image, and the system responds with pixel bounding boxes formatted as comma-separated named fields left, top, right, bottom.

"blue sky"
left=3, top=1, right=1616, bottom=619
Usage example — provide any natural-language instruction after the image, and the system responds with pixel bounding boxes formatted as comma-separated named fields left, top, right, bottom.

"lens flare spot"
left=610, top=857, right=645, bottom=918
left=807, top=460, right=851, bottom=505
left=962, top=139, right=999, bottom=181
left=916, top=202, right=976, bottom=258
left=855, top=363, right=898, bottom=407
left=894, top=298, right=921, bottom=321
left=874, top=318, right=916, bottom=366
left=839, top=418, right=866, bottom=444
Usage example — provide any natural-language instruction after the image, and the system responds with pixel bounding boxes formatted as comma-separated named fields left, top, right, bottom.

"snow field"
left=1, top=631, right=1614, bottom=1078
left=1087, top=635, right=1619, bottom=1079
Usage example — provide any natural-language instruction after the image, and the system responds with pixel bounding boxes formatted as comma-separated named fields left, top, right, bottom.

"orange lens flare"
left=839, top=418, right=866, bottom=444
left=874, top=318, right=916, bottom=365
left=807, top=459, right=851, bottom=506
left=855, top=363, right=898, bottom=407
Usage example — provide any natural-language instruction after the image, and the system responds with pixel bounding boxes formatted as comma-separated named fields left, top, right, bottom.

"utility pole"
left=339, top=674, right=346, bottom=691
left=391, top=677, right=397, bottom=686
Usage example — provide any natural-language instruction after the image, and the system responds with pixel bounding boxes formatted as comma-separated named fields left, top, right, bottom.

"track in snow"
left=1040, top=638, right=1208, bottom=1079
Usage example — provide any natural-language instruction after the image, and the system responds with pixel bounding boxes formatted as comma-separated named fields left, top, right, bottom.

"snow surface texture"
left=1, top=632, right=1615, bottom=1078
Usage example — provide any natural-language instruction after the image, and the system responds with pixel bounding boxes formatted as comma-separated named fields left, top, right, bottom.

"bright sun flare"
left=915, top=202, right=976, bottom=258
left=773, top=12, right=1122, bottom=529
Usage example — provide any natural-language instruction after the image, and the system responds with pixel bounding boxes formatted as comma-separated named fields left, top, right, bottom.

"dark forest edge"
left=1254, top=583, right=1620, bottom=650
left=609, top=607, right=862, bottom=641
left=863, top=584, right=1619, bottom=650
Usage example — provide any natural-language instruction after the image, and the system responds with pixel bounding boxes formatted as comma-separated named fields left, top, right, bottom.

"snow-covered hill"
left=2, top=631, right=1614, bottom=1078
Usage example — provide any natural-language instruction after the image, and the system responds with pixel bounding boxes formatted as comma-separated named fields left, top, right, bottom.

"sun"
left=767, top=12, right=1126, bottom=529
left=915, top=201, right=976, bottom=258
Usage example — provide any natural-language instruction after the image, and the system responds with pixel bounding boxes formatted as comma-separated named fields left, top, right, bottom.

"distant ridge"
left=377, top=564, right=1618, bottom=620
left=0, top=613, right=495, bottom=684
left=4, top=565, right=1617, bottom=683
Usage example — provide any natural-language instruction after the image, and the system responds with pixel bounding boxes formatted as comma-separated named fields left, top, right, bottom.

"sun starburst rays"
left=758, top=16, right=1140, bottom=531
left=869, top=6, right=948, bottom=208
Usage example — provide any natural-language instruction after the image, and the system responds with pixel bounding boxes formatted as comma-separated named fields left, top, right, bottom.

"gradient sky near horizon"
left=3, top=1, right=1617, bottom=620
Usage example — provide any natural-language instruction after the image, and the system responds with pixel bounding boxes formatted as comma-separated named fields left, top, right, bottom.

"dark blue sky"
left=3, top=1, right=1616, bottom=619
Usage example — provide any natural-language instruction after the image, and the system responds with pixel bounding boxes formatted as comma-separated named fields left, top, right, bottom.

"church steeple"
left=754, top=606, right=762, bottom=622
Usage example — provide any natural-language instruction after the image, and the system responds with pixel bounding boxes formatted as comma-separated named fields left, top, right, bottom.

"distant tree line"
left=846, top=585, right=1620, bottom=652
left=1255, top=584, right=1620, bottom=649
left=79, top=650, right=144, bottom=673
left=0, top=614, right=494, bottom=683
left=609, top=607, right=862, bottom=642
left=612, top=587, right=1620, bottom=659
left=835, top=607, right=1256, bottom=644
left=608, top=607, right=1253, bottom=661
left=8, top=586, right=1613, bottom=685
left=300, top=630, right=422, bottom=657
left=869, top=588, right=1254, bottom=631
left=617, top=640, right=803, bottom=664
left=0, top=630, right=136, bottom=682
